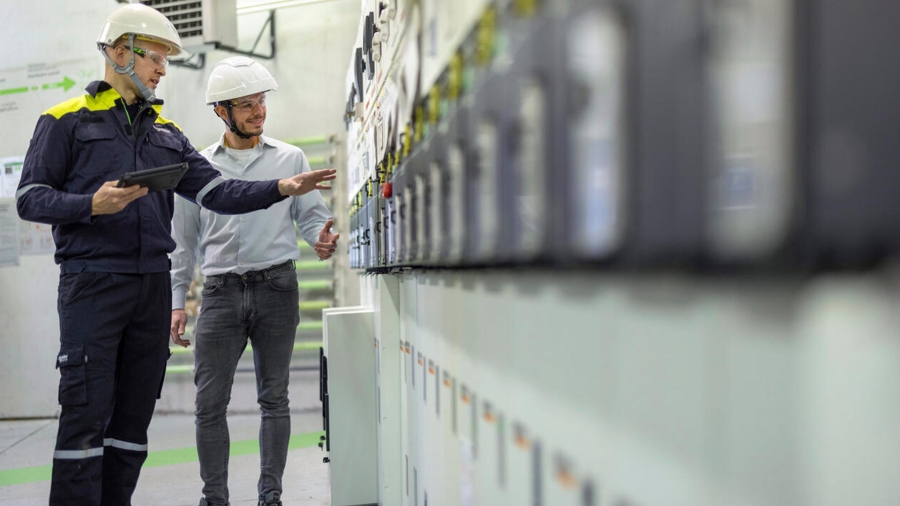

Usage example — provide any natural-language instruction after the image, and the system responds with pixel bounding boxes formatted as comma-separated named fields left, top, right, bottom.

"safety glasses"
left=229, top=95, right=267, bottom=113
left=125, top=46, right=168, bottom=69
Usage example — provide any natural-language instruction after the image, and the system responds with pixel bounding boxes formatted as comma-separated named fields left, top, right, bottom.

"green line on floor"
left=0, top=466, right=50, bottom=488
left=0, top=430, right=326, bottom=487
left=287, top=430, right=326, bottom=450
left=143, top=445, right=199, bottom=468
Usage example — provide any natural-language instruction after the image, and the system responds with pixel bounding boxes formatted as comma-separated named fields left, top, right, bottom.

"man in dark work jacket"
left=14, top=4, right=336, bottom=506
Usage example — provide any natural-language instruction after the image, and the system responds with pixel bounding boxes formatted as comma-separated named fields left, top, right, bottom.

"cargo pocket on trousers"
left=157, top=348, right=174, bottom=399
left=56, top=342, right=86, bottom=406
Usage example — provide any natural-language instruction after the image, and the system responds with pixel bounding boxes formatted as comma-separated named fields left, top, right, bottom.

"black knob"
left=323, top=457, right=330, bottom=463
left=320, top=435, right=326, bottom=440
left=318, top=442, right=324, bottom=449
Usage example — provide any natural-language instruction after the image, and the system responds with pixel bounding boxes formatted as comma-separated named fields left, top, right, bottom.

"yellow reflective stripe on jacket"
left=44, top=87, right=121, bottom=119
left=152, top=103, right=182, bottom=131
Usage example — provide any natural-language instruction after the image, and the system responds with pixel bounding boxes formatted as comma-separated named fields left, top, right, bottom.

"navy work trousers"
left=50, top=271, right=171, bottom=506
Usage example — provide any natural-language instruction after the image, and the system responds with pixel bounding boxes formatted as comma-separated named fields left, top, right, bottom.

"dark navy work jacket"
left=17, top=81, right=286, bottom=274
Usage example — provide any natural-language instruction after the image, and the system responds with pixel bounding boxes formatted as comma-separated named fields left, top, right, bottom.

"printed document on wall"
left=20, top=221, right=54, bottom=256
left=0, top=156, right=24, bottom=198
left=0, top=198, right=20, bottom=267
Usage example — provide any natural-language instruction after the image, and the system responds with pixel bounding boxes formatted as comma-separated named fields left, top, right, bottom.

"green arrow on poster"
left=0, top=76, right=75, bottom=96
left=42, top=76, right=76, bottom=92
left=0, top=86, right=29, bottom=96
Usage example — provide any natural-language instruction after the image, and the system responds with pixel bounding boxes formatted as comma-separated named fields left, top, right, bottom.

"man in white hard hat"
left=168, top=56, right=338, bottom=506
left=15, top=5, right=337, bottom=506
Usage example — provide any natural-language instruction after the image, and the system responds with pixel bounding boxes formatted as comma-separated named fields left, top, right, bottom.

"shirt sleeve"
left=16, top=114, right=94, bottom=225
left=291, top=151, right=334, bottom=247
left=170, top=194, right=202, bottom=310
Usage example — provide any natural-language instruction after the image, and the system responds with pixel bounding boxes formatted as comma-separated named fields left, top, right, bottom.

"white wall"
left=0, top=0, right=359, bottom=418
left=0, top=0, right=120, bottom=418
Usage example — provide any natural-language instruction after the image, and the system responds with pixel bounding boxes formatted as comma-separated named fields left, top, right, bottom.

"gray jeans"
left=193, top=261, right=299, bottom=505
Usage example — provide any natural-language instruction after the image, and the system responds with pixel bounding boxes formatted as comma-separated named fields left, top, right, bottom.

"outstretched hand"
left=315, top=219, right=340, bottom=260
left=278, top=168, right=337, bottom=197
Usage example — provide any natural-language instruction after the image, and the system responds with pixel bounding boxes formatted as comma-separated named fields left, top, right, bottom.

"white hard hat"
left=97, top=3, right=185, bottom=59
left=206, top=56, right=278, bottom=105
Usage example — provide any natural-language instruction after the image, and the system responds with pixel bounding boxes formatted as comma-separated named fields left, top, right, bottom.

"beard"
left=240, top=117, right=265, bottom=135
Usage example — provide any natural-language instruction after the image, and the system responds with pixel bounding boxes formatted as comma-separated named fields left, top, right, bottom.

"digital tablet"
left=116, top=162, right=189, bottom=192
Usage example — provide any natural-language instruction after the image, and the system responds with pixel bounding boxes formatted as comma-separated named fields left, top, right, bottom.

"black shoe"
left=258, top=491, right=282, bottom=506
left=199, top=499, right=230, bottom=506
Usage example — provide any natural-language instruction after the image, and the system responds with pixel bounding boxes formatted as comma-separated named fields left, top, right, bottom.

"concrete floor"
left=0, top=411, right=332, bottom=506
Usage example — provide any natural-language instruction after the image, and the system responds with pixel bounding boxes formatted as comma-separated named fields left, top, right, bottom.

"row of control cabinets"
left=348, top=0, right=900, bottom=272
left=391, top=337, right=603, bottom=506
left=361, top=273, right=613, bottom=506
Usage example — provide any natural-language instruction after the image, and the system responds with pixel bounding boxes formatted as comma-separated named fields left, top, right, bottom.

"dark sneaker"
left=258, top=491, right=283, bottom=506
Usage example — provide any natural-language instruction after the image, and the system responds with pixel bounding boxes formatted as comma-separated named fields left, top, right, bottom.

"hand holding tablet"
left=116, top=162, right=189, bottom=192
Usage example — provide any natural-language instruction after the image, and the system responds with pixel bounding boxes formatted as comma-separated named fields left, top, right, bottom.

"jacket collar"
left=85, top=80, right=164, bottom=107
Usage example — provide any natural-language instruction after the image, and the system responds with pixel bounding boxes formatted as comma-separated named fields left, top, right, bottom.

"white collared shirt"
left=170, top=133, right=332, bottom=309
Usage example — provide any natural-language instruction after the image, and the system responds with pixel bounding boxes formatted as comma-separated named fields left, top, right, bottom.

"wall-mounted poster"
left=0, top=198, right=19, bottom=268
left=20, top=221, right=54, bottom=256
left=0, top=156, right=24, bottom=198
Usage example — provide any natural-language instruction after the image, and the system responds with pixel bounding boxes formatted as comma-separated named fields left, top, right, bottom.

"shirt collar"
left=212, top=133, right=274, bottom=154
